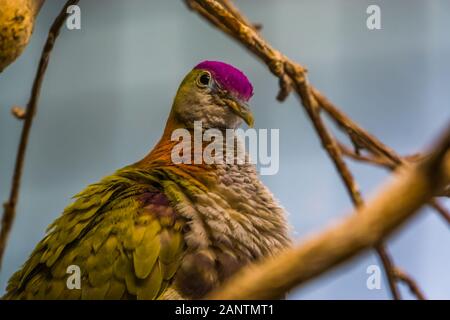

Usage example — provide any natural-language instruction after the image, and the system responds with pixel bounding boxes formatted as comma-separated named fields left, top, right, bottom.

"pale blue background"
left=1, top=0, right=449, bottom=299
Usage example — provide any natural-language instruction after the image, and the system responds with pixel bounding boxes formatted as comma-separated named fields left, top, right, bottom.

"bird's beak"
left=225, top=98, right=254, bottom=127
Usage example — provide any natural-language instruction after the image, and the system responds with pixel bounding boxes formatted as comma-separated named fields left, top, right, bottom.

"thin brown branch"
left=395, top=269, right=426, bottom=300
left=207, top=125, right=450, bottom=299
left=374, top=244, right=402, bottom=299
left=216, top=0, right=262, bottom=31
left=431, top=200, right=450, bottom=225
left=339, top=138, right=450, bottom=220
left=315, top=87, right=450, bottom=215
left=312, top=88, right=403, bottom=163
left=338, top=142, right=394, bottom=168
left=338, top=142, right=428, bottom=169
left=0, top=0, right=79, bottom=269
left=185, top=0, right=234, bottom=37
left=189, top=0, right=427, bottom=300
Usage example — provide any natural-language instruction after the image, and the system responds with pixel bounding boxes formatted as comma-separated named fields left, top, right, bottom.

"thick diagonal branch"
left=187, top=0, right=433, bottom=299
left=207, top=125, right=450, bottom=299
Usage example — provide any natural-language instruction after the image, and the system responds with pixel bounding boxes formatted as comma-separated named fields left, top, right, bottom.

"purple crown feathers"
left=194, top=60, right=254, bottom=102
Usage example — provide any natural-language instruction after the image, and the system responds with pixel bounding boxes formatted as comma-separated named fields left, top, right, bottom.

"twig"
left=188, top=0, right=429, bottom=300
left=374, top=245, right=402, bottom=299
left=320, top=88, right=450, bottom=224
left=339, top=140, right=450, bottom=223
left=0, top=0, right=79, bottom=269
left=216, top=0, right=262, bottom=31
left=338, top=142, right=395, bottom=168
left=430, top=201, right=450, bottom=225
left=207, top=124, right=450, bottom=299
left=395, top=269, right=426, bottom=300
left=313, top=88, right=402, bottom=162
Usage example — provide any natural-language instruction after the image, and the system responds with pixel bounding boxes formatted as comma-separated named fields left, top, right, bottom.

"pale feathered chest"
left=165, top=162, right=291, bottom=299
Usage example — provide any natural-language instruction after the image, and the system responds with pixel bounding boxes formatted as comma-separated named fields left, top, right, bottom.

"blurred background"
left=1, top=0, right=449, bottom=299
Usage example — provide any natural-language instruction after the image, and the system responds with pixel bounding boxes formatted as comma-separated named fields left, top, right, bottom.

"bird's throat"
left=138, top=113, right=246, bottom=171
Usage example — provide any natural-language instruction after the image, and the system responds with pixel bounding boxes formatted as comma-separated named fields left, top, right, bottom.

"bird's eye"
left=197, top=72, right=211, bottom=87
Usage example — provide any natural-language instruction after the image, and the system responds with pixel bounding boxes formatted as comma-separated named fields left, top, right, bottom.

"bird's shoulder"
left=5, top=166, right=186, bottom=299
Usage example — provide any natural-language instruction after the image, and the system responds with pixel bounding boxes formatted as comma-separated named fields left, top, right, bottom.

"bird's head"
left=171, top=60, right=254, bottom=130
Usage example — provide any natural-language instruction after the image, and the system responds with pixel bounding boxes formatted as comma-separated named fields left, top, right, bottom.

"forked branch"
left=206, top=125, right=450, bottom=299
left=186, top=0, right=449, bottom=299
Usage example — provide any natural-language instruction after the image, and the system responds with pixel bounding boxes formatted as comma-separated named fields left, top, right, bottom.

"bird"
left=4, top=60, right=291, bottom=300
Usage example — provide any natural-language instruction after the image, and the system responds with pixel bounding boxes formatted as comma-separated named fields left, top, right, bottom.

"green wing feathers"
left=4, top=168, right=186, bottom=300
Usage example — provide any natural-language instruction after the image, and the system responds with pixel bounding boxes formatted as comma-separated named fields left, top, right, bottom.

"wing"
left=4, top=168, right=186, bottom=300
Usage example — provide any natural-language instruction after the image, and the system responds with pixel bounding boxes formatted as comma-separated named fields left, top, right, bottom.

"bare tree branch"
left=0, top=0, right=79, bottom=269
left=187, top=0, right=438, bottom=300
left=316, top=87, right=450, bottom=205
left=395, top=269, right=426, bottom=300
left=1, top=0, right=447, bottom=300
left=216, top=0, right=262, bottom=31
left=339, top=140, right=450, bottom=224
left=206, top=125, right=450, bottom=299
